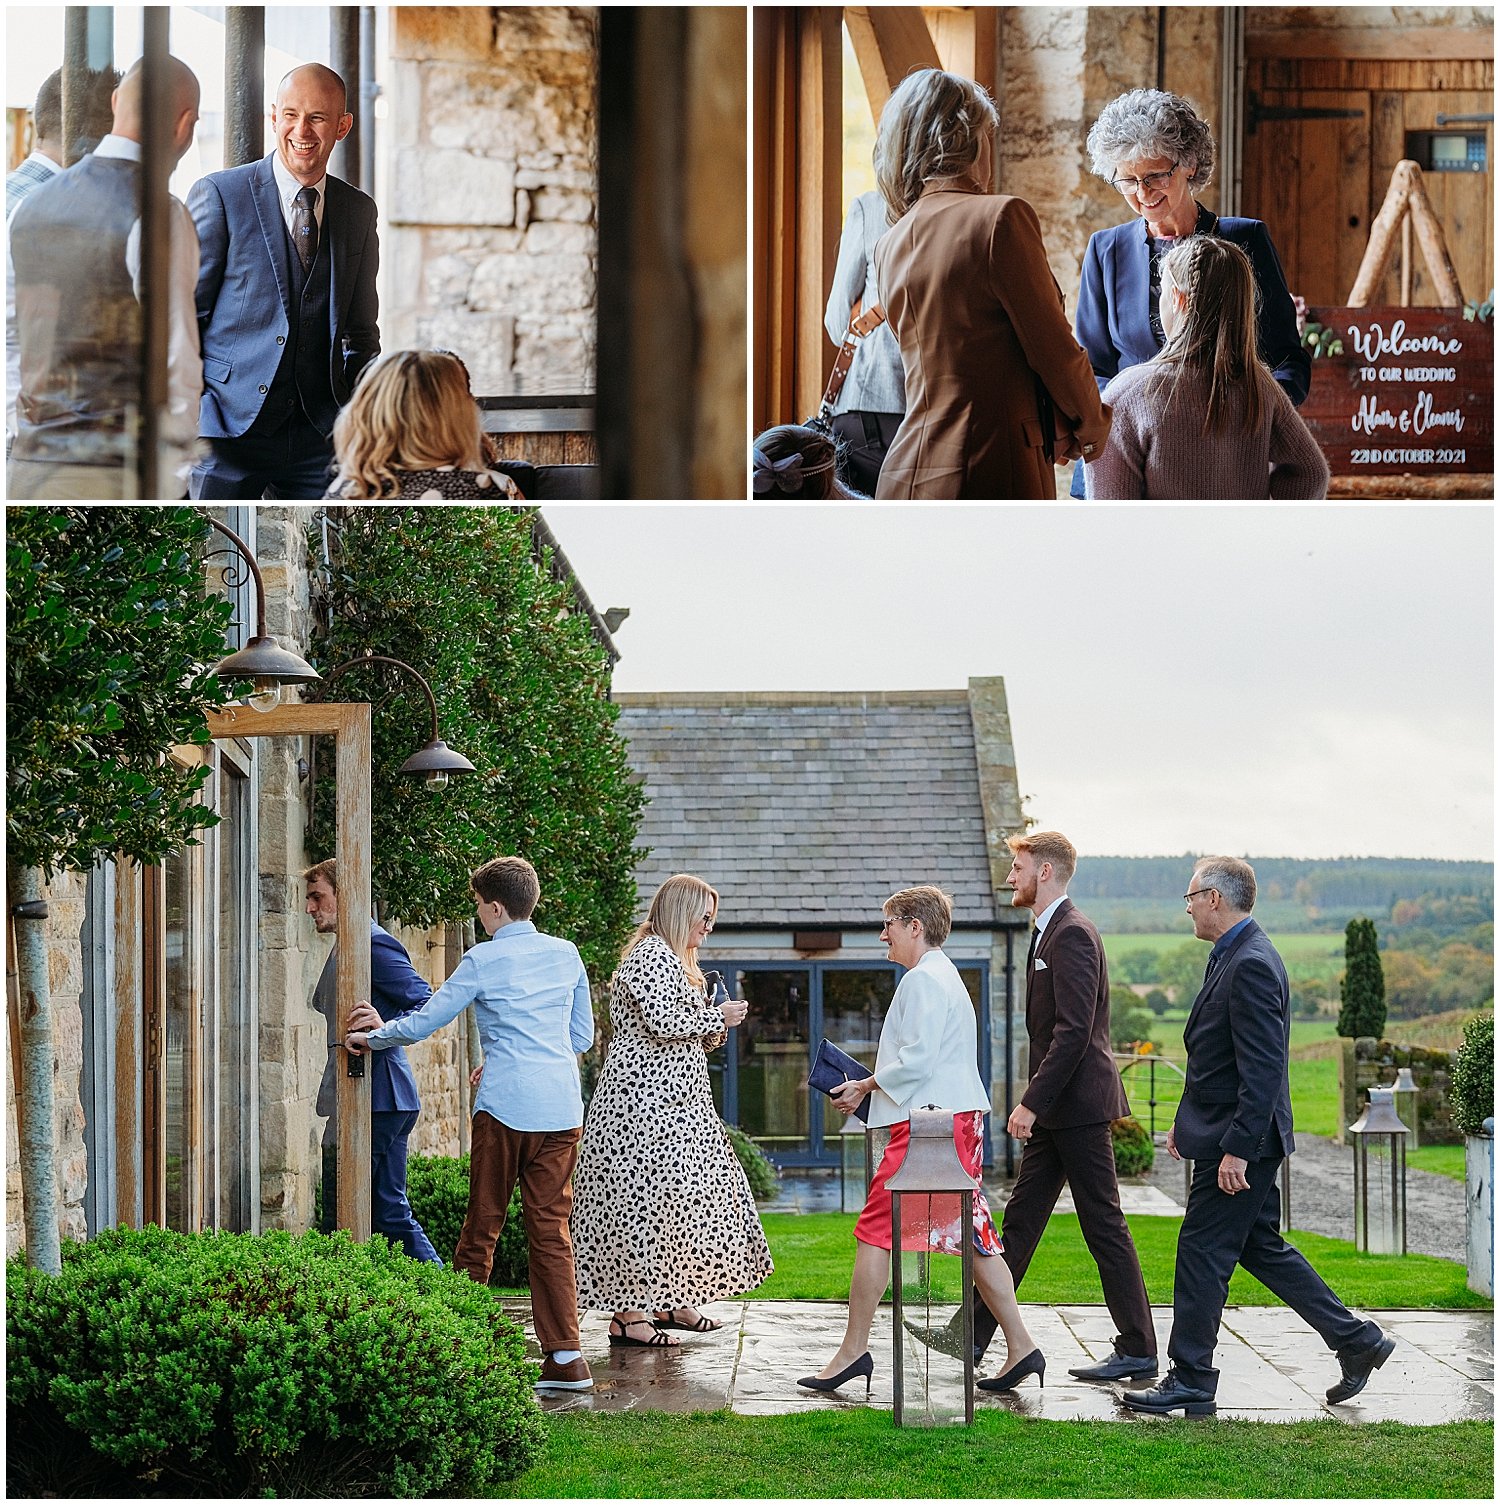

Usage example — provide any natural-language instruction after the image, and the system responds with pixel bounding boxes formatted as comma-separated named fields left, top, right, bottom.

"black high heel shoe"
left=797, top=1351, right=874, bottom=1396
left=977, top=1348, right=1045, bottom=1393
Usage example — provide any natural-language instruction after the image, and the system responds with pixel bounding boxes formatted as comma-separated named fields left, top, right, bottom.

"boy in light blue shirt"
left=349, top=855, right=596, bottom=1391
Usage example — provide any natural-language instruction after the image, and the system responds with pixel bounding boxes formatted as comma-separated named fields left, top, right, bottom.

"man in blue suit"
left=1123, top=857, right=1393, bottom=1416
left=305, top=859, right=440, bottom=1263
left=187, top=63, right=378, bottom=499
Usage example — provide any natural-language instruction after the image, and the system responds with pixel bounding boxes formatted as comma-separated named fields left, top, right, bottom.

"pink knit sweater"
left=1085, top=361, right=1330, bottom=499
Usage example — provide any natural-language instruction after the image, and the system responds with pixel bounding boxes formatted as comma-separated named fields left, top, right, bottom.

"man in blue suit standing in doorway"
left=187, top=62, right=378, bottom=499
left=304, top=858, right=440, bottom=1264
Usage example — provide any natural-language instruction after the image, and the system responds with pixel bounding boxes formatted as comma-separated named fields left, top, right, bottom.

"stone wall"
left=1338, top=1036, right=1463, bottom=1147
left=387, top=5, right=598, bottom=399
left=5, top=871, right=89, bottom=1256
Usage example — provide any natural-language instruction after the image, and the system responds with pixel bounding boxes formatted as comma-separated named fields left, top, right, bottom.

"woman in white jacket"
left=798, top=885, right=1041, bottom=1397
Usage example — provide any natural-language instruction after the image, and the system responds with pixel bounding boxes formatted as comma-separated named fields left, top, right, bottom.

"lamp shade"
left=887, top=1108, right=974, bottom=1192
left=212, top=635, right=321, bottom=686
left=1349, top=1085, right=1411, bottom=1137
left=398, top=737, right=477, bottom=778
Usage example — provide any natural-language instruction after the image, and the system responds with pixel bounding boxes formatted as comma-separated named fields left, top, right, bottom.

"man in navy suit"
left=187, top=63, right=378, bottom=499
left=1123, top=857, right=1393, bottom=1416
left=305, top=859, right=439, bottom=1263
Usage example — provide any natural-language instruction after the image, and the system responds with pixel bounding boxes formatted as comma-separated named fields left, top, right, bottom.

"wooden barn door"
left=1245, top=56, right=1493, bottom=308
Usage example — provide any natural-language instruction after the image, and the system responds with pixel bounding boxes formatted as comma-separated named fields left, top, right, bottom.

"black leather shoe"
left=1118, top=1368, right=1217, bottom=1416
left=1069, top=1344, right=1159, bottom=1383
left=1326, top=1332, right=1396, bottom=1404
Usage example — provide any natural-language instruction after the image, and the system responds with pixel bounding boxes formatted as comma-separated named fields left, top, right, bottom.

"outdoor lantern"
left=839, top=1118, right=888, bottom=1215
left=202, top=514, right=321, bottom=709
left=325, top=655, right=477, bottom=787
left=1392, top=1066, right=1420, bottom=1150
left=887, top=1108, right=977, bottom=1427
left=1349, top=1086, right=1411, bottom=1255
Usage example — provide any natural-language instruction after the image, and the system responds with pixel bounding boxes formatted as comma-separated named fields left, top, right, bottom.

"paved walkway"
left=518, top=1301, right=1492, bottom=1426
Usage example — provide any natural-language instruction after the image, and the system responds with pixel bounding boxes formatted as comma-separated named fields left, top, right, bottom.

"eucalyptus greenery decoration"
left=305, top=506, right=644, bottom=981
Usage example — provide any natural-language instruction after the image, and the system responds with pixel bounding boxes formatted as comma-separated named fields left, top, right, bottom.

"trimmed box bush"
left=1451, top=1012, right=1495, bottom=1137
left=724, top=1123, right=781, bottom=1201
left=405, top=1153, right=530, bottom=1285
left=6, top=1226, right=545, bottom=1497
left=1110, top=1116, right=1155, bottom=1177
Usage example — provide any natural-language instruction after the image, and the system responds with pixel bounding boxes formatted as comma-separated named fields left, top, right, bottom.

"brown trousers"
left=457, top=1112, right=582, bottom=1351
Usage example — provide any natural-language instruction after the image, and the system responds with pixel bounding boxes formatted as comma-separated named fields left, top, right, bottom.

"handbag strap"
left=817, top=302, right=887, bottom=421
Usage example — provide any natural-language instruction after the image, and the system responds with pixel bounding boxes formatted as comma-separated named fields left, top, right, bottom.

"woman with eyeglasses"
left=1072, top=88, right=1310, bottom=498
left=799, top=886, right=1041, bottom=1399
left=571, top=873, right=772, bottom=1349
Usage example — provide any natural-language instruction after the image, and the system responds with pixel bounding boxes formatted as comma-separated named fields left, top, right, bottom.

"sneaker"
left=535, top=1354, right=594, bottom=1391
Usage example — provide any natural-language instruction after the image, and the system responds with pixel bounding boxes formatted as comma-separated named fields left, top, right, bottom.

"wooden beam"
left=846, top=5, right=941, bottom=123
left=795, top=8, right=843, bottom=422
left=925, top=6, right=997, bottom=100
left=205, top=701, right=373, bottom=1242
left=1247, top=27, right=1493, bottom=62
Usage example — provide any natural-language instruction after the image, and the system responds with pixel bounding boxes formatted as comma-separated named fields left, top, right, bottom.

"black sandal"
left=653, top=1309, right=723, bottom=1333
left=609, top=1316, right=678, bottom=1348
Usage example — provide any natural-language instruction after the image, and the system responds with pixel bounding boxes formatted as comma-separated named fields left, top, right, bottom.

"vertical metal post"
left=329, top=5, right=360, bottom=186
left=890, top=1190, right=904, bottom=1426
left=960, top=1188, right=975, bottom=1424
left=358, top=6, right=377, bottom=199
left=1003, top=928, right=1014, bottom=1177
left=137, top=6, right=170, bottom=500
left=224, top=8, right=266, bottom=170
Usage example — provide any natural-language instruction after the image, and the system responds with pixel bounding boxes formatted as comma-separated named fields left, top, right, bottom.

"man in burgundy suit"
left=914, top=830, right=1158, bottom=1383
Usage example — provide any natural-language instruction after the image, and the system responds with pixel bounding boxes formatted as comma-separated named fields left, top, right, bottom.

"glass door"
left=728, top=968, right=812, bottom=1160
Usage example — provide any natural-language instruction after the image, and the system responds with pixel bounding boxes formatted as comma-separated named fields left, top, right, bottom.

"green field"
left=1101, top=931, right=1347, bottom=964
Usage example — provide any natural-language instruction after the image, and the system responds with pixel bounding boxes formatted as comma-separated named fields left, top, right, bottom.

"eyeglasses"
left=700, top=912, right=716, bottom=932
left=1112, top=163, right=1178, bottom=195
left=1183, top=886, right=1218, bottom=903
left=881, top=915, right=915, bottom=932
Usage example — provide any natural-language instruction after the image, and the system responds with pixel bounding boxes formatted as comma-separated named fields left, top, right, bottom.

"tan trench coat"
left=874, top=186, right=1111, bottom=499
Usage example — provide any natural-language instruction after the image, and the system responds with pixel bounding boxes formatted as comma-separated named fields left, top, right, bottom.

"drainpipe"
left=9, top=861, right=62, bottom=1275
left=329, top=5, right=360, bottom=187
left=224, top=8, right=266, bottom=170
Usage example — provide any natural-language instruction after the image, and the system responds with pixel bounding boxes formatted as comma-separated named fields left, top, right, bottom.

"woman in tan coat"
left=873, top=70, right=1110, bottom=500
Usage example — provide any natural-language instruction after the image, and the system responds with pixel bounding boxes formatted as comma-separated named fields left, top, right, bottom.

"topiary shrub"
left=724, top=1123, right=781, bottom=1201
left=405, top=1154, right=530, bottom=1286
left=1111, top=1116, right=1155, bottom=1177
left=1450, top=1013, right=1495, bottom=1137
left=6, top=1226, right=545, bottom=1498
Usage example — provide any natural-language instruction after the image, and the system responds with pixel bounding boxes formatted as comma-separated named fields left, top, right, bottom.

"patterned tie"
left=292, top=185, right=319, bottom=273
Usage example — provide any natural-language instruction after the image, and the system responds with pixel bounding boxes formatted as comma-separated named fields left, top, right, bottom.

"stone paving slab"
left=510, top=1301, right=1493, bottom=1425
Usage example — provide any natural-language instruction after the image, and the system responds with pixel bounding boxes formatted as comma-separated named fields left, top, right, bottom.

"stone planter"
left=1465, top=1118, right=1494, bottom=1297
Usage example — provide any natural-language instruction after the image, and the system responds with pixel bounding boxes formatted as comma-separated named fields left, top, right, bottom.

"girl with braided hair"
left=1085, top=235, right=1328, bottom=499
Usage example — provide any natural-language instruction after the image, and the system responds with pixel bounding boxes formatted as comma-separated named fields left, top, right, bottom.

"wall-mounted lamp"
left=324, top=654, right=476, bottom=788
left=202, top=514, right=320, bottom=710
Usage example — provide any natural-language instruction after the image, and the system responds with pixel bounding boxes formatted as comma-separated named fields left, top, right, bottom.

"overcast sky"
left=541, top=505, right=1493, bottom=863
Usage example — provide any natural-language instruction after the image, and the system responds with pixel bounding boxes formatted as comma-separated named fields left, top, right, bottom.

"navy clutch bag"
left=809, top=1038, right=873, bottom=1123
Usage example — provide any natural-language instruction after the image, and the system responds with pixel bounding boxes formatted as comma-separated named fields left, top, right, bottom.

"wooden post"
left=204, top=701, right=373, bottom=1242
left=845, top=6, right=941, bottom=122
left=1347, top=159, right=1465, bottom=307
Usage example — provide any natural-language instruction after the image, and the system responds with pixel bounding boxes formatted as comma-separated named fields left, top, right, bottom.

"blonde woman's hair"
left=1151, top=235, right=1273, bottom=437
left=330, top=349, right=485, bottom=498
left=621, top=873, right=719, bottom=990
left=874, top=68, right=998, bottom=226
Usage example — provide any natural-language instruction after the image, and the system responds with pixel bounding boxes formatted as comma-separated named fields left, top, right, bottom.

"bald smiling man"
left=187, top=63, right=380, bottom=500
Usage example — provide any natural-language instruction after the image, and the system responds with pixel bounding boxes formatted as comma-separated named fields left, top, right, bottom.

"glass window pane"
left=732, top=969, right=812, bottom=1157
left=821, top=968, right=896, bottom=1063
left=162, top=843, right=196, bottom=1232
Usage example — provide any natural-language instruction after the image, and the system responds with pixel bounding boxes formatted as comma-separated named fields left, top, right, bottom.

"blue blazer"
left=1173, top=920, right=1295, bottom=1164
left=316, top=922, right=428, bottom=1116
left=1076, top=213, right=1311, bottom=406
left=187, top=154, right=380, bottom=439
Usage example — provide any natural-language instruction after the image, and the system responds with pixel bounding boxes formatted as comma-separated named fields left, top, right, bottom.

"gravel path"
left=1140, top=1132, right=1467, bottom=1263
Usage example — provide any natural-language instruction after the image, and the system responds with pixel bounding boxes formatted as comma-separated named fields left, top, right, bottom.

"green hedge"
left=406, top=1153, right=530, bottom=1286
left=6, top=1227, right=544, bottom=1497
left=1451, top=1013, right=1495, bottom=1137
left=1110, top=1116, right=1155, bottom=1177
left=724, top=1123, right=781, bottom=1201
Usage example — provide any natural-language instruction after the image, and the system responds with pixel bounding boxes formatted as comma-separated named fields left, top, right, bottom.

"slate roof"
left=614, top=691, right=1003, bottom=929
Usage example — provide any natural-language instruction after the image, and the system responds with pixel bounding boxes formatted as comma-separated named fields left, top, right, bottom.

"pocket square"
left=1034, top=957, right=1048, bottom=971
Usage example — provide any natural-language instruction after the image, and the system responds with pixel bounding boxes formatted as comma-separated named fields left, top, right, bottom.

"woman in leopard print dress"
left=571, top=874, right=773, bottom=1347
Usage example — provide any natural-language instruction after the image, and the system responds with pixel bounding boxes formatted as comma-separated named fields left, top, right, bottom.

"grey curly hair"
left=874, top=68, right=999, bottom=226
left=1086, top=88, right=1216, bottom=193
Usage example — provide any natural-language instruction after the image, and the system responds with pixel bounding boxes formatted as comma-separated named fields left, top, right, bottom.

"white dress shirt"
left=1032, top=892, right=1070, bottom=943
left=93, top=134, right=203, bottom=480
left=270, top=153, right=327, bottom=236
left=867, top=947, right=990, bottom=1128
left=6, top=150, right=63, bottom=439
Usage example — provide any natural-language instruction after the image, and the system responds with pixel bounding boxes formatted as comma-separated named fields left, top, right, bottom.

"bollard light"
left=839, top=1115, right=871, bottom=1215
left=1392, top=1066, right=1420, bottom=1151
left=1349, top=1086, right=1410, bottom=1255
left=887, top=1108, right=976, bottom=1427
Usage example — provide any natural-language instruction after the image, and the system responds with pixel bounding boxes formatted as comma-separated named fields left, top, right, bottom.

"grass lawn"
left=1409, top=1144, right=1468, bottom=1181
left=755, top=1212, right=1491, bottom=1310
left=1102, top=931, right=1346, bottom=964
left=493, top=1411, right=1494, bottom=1499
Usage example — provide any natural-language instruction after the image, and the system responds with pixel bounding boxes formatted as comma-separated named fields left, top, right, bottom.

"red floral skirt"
left=852, top=1109, right=1003, bottom=1256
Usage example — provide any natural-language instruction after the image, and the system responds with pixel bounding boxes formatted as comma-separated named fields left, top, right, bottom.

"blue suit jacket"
left=187, top=154, right=379, bottom=439
left=1076, top=213, right=1311, bottom=406
left=1173, top=919, right=1295, bottom=1164
left=316, top=921, right=428, bottom=1116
